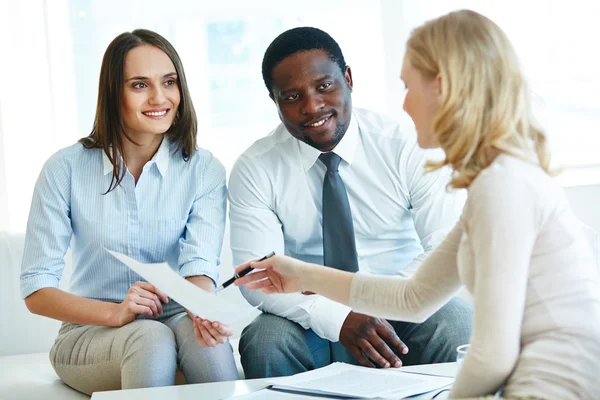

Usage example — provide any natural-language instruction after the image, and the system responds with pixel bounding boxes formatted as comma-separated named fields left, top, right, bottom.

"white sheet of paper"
left=230, top=389, right=315, bottom=399
left=106, top=249, right=254, bottom=325
left=268, top=362, right=454, bottom=399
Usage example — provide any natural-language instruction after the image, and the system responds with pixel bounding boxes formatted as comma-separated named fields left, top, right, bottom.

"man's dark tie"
left=319, top=152, right=359, bottom=273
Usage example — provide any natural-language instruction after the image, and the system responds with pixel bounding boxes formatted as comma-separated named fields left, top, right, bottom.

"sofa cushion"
left=0, top=231, right=70, bottom=356
left=0, top=353, right=89, bottom=399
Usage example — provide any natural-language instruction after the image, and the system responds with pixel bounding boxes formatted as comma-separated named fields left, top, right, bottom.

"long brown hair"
left=80, top=29, right=198, bottom=193
left=406, top=10, right=551, bottom=189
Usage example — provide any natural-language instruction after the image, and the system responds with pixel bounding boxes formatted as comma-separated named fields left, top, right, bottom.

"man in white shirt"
left=229, top=27, right=472, bottom=378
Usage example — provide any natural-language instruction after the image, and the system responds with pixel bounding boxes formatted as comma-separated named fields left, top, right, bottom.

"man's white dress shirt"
left=229, top=108, right=464, bottom=341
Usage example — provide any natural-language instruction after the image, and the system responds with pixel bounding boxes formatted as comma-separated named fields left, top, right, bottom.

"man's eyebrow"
left=315, top=74, right=333, bottom=81
left=278, top=87, right=297, bottom=96
left=278, top=74, right=336, bottom=96
left=126, top=72, right=177, bottom=82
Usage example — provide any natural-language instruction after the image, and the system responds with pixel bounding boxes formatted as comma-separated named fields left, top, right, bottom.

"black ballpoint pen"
left=215, top=251, right=276, bottom=293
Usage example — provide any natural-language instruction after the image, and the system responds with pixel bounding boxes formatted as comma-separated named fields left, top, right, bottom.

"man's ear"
left=345, top=66, right=354, bottom=92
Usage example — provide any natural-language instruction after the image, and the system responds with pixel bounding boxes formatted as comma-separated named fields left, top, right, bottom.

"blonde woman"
left=234, top=10, right=600, bottom=400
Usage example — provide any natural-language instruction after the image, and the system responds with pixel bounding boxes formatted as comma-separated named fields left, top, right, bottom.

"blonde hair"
left=406, top=9, right=552, bottom=189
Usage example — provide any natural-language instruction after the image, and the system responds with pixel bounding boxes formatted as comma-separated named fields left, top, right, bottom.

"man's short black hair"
left=262, top=27, right=347, bottom=94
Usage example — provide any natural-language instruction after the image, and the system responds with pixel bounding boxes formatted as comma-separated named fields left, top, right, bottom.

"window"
left=1, top=0, right=598, bottom=231
left=380, top=0, right=600, bottom=168
left=0, top=0, right=386, bottom=231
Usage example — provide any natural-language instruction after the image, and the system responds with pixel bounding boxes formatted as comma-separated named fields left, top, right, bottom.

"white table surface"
left=91, top=362, right=457, bottom=400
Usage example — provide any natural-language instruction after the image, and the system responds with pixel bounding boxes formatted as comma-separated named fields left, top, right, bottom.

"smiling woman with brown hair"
left=236, top=10, right=600, bottom=400
left=20, top=29, right=238, bottom=395
left=80, top=29, right=199, bottom=194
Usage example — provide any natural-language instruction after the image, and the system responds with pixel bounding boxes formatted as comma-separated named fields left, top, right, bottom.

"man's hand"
left=339, top=311, right=408, bottom=368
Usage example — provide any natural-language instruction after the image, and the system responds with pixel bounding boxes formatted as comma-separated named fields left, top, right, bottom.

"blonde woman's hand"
left=234, top=255, right=306, bottom=294
left=113, top=281, right=169, bottom=326
left=192, top=317, right=233, bottom=347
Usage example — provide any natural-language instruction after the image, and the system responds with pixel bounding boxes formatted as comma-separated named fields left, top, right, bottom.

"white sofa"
left=2, top=224, right=598, bottom=400
left=0, top=228, right=259, bottom=399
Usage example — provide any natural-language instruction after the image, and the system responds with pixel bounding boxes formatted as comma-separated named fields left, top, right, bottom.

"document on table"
left=232, top=389, right=317, bottom=399
left=267, top=362, right=454, bottom=399
left=106, top=249, right=256, bottom=325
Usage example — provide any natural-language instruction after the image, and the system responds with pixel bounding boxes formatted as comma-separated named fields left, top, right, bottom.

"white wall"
left=0, top=104, right=8, bottom=231
left=0, top=0, right=9, bottom=231
left=565, top=185, right=600, bottom=234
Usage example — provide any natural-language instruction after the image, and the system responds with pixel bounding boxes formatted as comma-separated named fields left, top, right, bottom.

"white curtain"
left=0, top=0, right=77, bottom=231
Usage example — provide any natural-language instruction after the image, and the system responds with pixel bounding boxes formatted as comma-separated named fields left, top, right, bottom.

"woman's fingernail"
left=395, top=361, right=402, bottom=368
left=212, top=322, right=218, bottom=327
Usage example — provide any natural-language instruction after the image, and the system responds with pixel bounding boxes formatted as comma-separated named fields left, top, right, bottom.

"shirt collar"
left=102, top=136, right=170, bottom=177
left=297, top=113, right=359, bottom=172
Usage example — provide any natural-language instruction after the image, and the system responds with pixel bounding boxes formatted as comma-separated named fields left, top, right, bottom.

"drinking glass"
left=456, top=344, right=470, bottom=369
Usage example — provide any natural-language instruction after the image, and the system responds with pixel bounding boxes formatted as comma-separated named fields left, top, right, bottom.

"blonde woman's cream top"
left=350, top=154, right=600, bottom=399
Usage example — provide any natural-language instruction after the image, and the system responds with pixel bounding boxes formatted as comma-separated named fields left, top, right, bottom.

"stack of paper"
left=266, top=362, right=454, bottom=398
